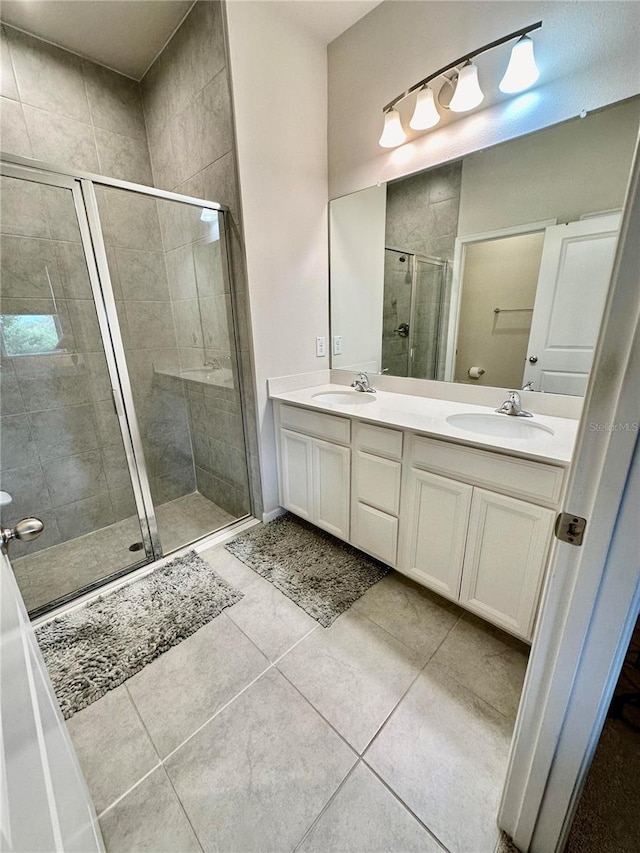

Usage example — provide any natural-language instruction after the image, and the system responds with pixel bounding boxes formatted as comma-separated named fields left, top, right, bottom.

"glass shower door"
left=0, top=168, right=153, bottom=615
left=87, top=183, right=251, bottom=556
left=409, top=256, right=446, bottom=380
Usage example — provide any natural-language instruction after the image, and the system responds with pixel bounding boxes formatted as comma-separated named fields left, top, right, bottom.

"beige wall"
left=454, top=232, right=544, bottom=389
left=458, top=99, right=640, bottom=236
left=328, top=1, right=640, bottom=199
left=225, top=1, right=329, bottom=518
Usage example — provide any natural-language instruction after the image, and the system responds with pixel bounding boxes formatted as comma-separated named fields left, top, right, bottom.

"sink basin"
left=446, top=412, right=554, bottom=439
left=312, top=391, right=377, bottom=405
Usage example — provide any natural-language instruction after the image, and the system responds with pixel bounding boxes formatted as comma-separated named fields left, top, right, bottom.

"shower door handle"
left=1, top=517, right=44, bottom=550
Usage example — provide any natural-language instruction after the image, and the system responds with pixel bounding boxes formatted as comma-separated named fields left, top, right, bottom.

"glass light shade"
left=409, top=86, right=440, bottom=130
left=378, top=109, right=406, bottom=148
left=449, top=62, right=484, bottom=112
left=499, top=35, right=539, bottom=93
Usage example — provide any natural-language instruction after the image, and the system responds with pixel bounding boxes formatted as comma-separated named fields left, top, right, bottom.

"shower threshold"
left=13, top=492, right=243, bottom=618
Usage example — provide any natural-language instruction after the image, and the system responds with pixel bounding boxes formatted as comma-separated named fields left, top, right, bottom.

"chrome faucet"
left=351, top=372, right=376, bottom=393
left=495, top=391, right=533, bottom=417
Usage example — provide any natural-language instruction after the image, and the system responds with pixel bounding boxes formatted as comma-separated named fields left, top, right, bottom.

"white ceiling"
left=0, top=0, right=382, bottom=80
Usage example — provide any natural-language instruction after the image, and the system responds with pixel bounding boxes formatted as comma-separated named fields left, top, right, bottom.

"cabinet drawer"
left=354, top=451, right=401, bottom=516
left=278, top=403, right=350, bottom=444
left=353, top=502, right=398, bottom=566
left=411, top=435, right=564, bottom=506
left=355, top=422, right=403, bottom=460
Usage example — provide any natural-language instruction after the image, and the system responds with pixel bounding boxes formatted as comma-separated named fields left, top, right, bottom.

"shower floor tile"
left=12, top=491, right=237, bottom=613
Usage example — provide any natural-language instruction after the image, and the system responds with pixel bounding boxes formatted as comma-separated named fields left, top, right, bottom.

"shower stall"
left=381, top=247, right=447, bottom=379
left=0, top=156, right=252, bottom=617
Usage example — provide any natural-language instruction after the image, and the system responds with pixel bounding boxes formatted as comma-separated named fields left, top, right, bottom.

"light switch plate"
left=333, top=335, right=343, bottom=355
left=316, top=336, right=327, bottom=357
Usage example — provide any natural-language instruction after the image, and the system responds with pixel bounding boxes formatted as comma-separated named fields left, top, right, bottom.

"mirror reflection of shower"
left=381, top=248, right=446, bottom=379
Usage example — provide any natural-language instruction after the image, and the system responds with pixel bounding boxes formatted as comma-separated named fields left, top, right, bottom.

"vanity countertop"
left=270, top=383, right=579, bottom=466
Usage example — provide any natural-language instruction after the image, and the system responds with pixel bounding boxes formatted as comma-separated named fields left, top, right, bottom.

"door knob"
left=394, top=322, right=410, bottom=338
left=1, top=517, right=44, bottom=548
left=528, top=356, right=538, bottom=363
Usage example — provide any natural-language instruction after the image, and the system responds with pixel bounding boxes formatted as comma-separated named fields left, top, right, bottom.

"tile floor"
left=64, top=542, right=529, bottom=853
left=14, top=491, right=235, bottom=612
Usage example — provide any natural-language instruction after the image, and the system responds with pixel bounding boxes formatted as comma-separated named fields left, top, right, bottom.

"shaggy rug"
left=225, top=514, right=390, bottom=627
left=36, top=551, right=242, bottom=719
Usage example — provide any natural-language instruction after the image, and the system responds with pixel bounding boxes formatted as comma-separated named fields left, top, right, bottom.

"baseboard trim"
left=262, top=506, right=286, bottom=524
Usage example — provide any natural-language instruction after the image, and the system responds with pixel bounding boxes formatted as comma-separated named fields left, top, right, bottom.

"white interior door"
left=523, top=214, right=621, bottom=395
left=1, top=543, right=103, bottom=852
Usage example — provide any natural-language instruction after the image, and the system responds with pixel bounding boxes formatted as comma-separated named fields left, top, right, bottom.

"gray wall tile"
left=28, top=404, right=98, bottom=460
left=43, top=450, right=108, bottom=506
left=0, top=464, right=51, bottom=524
left=104, top=189, right=163, bottom=251
left=0, top=235, right=64, bottom=299
left=6, top=26, right=90, bottom=122
left=55, top=492, right=115, bottom=539
left=1, top=175, right=50, bottom=238
left=113, top=248, right=169, bottom=302
left=0, top=26, right=18, bottom=100
left=82, top=61, right=147, bottom=141
left=23, top=105, right=99, bottom=172
left=1, top=414, right=37, bottom=470
left=125, top=301, right=177, bottom=350
left=95, top=127, right=153, bottom=185
left=0, top=96, right=31, bottom=156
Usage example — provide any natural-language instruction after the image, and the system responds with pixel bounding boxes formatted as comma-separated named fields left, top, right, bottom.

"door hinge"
left=555, top=512, right=587, bottom=546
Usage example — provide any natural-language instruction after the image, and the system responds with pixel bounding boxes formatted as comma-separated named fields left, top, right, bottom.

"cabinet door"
left=460, top=489, right=555, bottom=640
left=280, top=429, right=313, bottom=520
left=402, top=469, right=473, bottom=600
left=312, top=438, right=351, bottom=540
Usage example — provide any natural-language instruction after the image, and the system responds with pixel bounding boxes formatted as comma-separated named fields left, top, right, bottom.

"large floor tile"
left=353, top=571, right=461, bottom=658
left=365, top=664, right=513, bottom=853
left=296, top=762, right=444, bottom=852
left=199, top=543, right=261, bottom=591
left=126, top=614, right=269, bottom=757
left=166, top=668, right=356, bottom=853
left=65, top=685, right=159, bottom=814
left=99, top=767, right=201, bottom=853
left=430, top=614, right=529, bottom=720
left=225, top=574, right=318, bottom=661
left=278, top=610, right=424, bottom=753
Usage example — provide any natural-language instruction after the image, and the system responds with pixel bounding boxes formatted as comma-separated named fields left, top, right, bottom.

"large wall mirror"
left=329, top=97, right=640, bottom=396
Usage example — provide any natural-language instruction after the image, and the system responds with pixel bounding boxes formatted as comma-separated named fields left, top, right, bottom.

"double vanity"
left=269, top=375, right=579, bottom=642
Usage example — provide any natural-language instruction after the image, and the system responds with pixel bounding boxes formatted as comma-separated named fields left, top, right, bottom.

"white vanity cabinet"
left=402, top=436, right=559, bottom=639
left=274, top=399, right=566, bottom=642
left=277, top=405, right=351, bottom=540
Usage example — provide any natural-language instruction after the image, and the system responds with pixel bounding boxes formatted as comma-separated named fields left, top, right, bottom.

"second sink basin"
left=312, top=391, right=377, bottom=405
left=446, top=412, right=554, bottom=439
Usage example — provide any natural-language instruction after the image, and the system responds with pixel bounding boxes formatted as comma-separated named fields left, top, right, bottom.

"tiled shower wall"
left=141, top=0, right=257, bottom=517
left=384, top=162, right=462, bottom=380
left=0, top=27, right=162, bottom=555
left=1, top=3, right=261, bottom=527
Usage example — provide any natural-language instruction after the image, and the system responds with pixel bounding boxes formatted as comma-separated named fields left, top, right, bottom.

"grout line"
left=359, top=614, right=463, bottom=759
left=359, top=758, right=452, bottom=853
left=124, top=682, right=163, bottom=763
left=161, top=765, right=205, bottom=853
left=96, top=761, right=162, bottom=820
left=291, top=760, right=363, bottom=852
left=161, top=662, right=273, bottom=764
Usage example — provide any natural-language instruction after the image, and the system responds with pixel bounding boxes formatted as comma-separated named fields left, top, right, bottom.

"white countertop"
left=270, top=383, right=579, bottom=466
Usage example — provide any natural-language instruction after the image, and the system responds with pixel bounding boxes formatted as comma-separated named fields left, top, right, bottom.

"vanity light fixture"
left=379, top=20, right=542, bottom=147
left=378, top=108, right=407, bottom=148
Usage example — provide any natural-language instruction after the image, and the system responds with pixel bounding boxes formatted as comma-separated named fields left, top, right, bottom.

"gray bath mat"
left=36, top=551, right=243, bottom=719
left=225, top=514, right=390, bottom=627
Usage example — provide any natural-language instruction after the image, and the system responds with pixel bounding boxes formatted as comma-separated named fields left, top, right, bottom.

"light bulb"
left=378, top=109, right=406, bottom=148
left=409, top=85, right=440, bottom=130
left=499, top=35, right=539, bottom=93
left=449, top=62, right=484, bottom=112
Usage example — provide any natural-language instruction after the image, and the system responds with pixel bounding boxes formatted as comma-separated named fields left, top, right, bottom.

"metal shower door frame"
left=0, top=160, right=158, bottom=561
left=408, top=253, right=447, bottom=379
